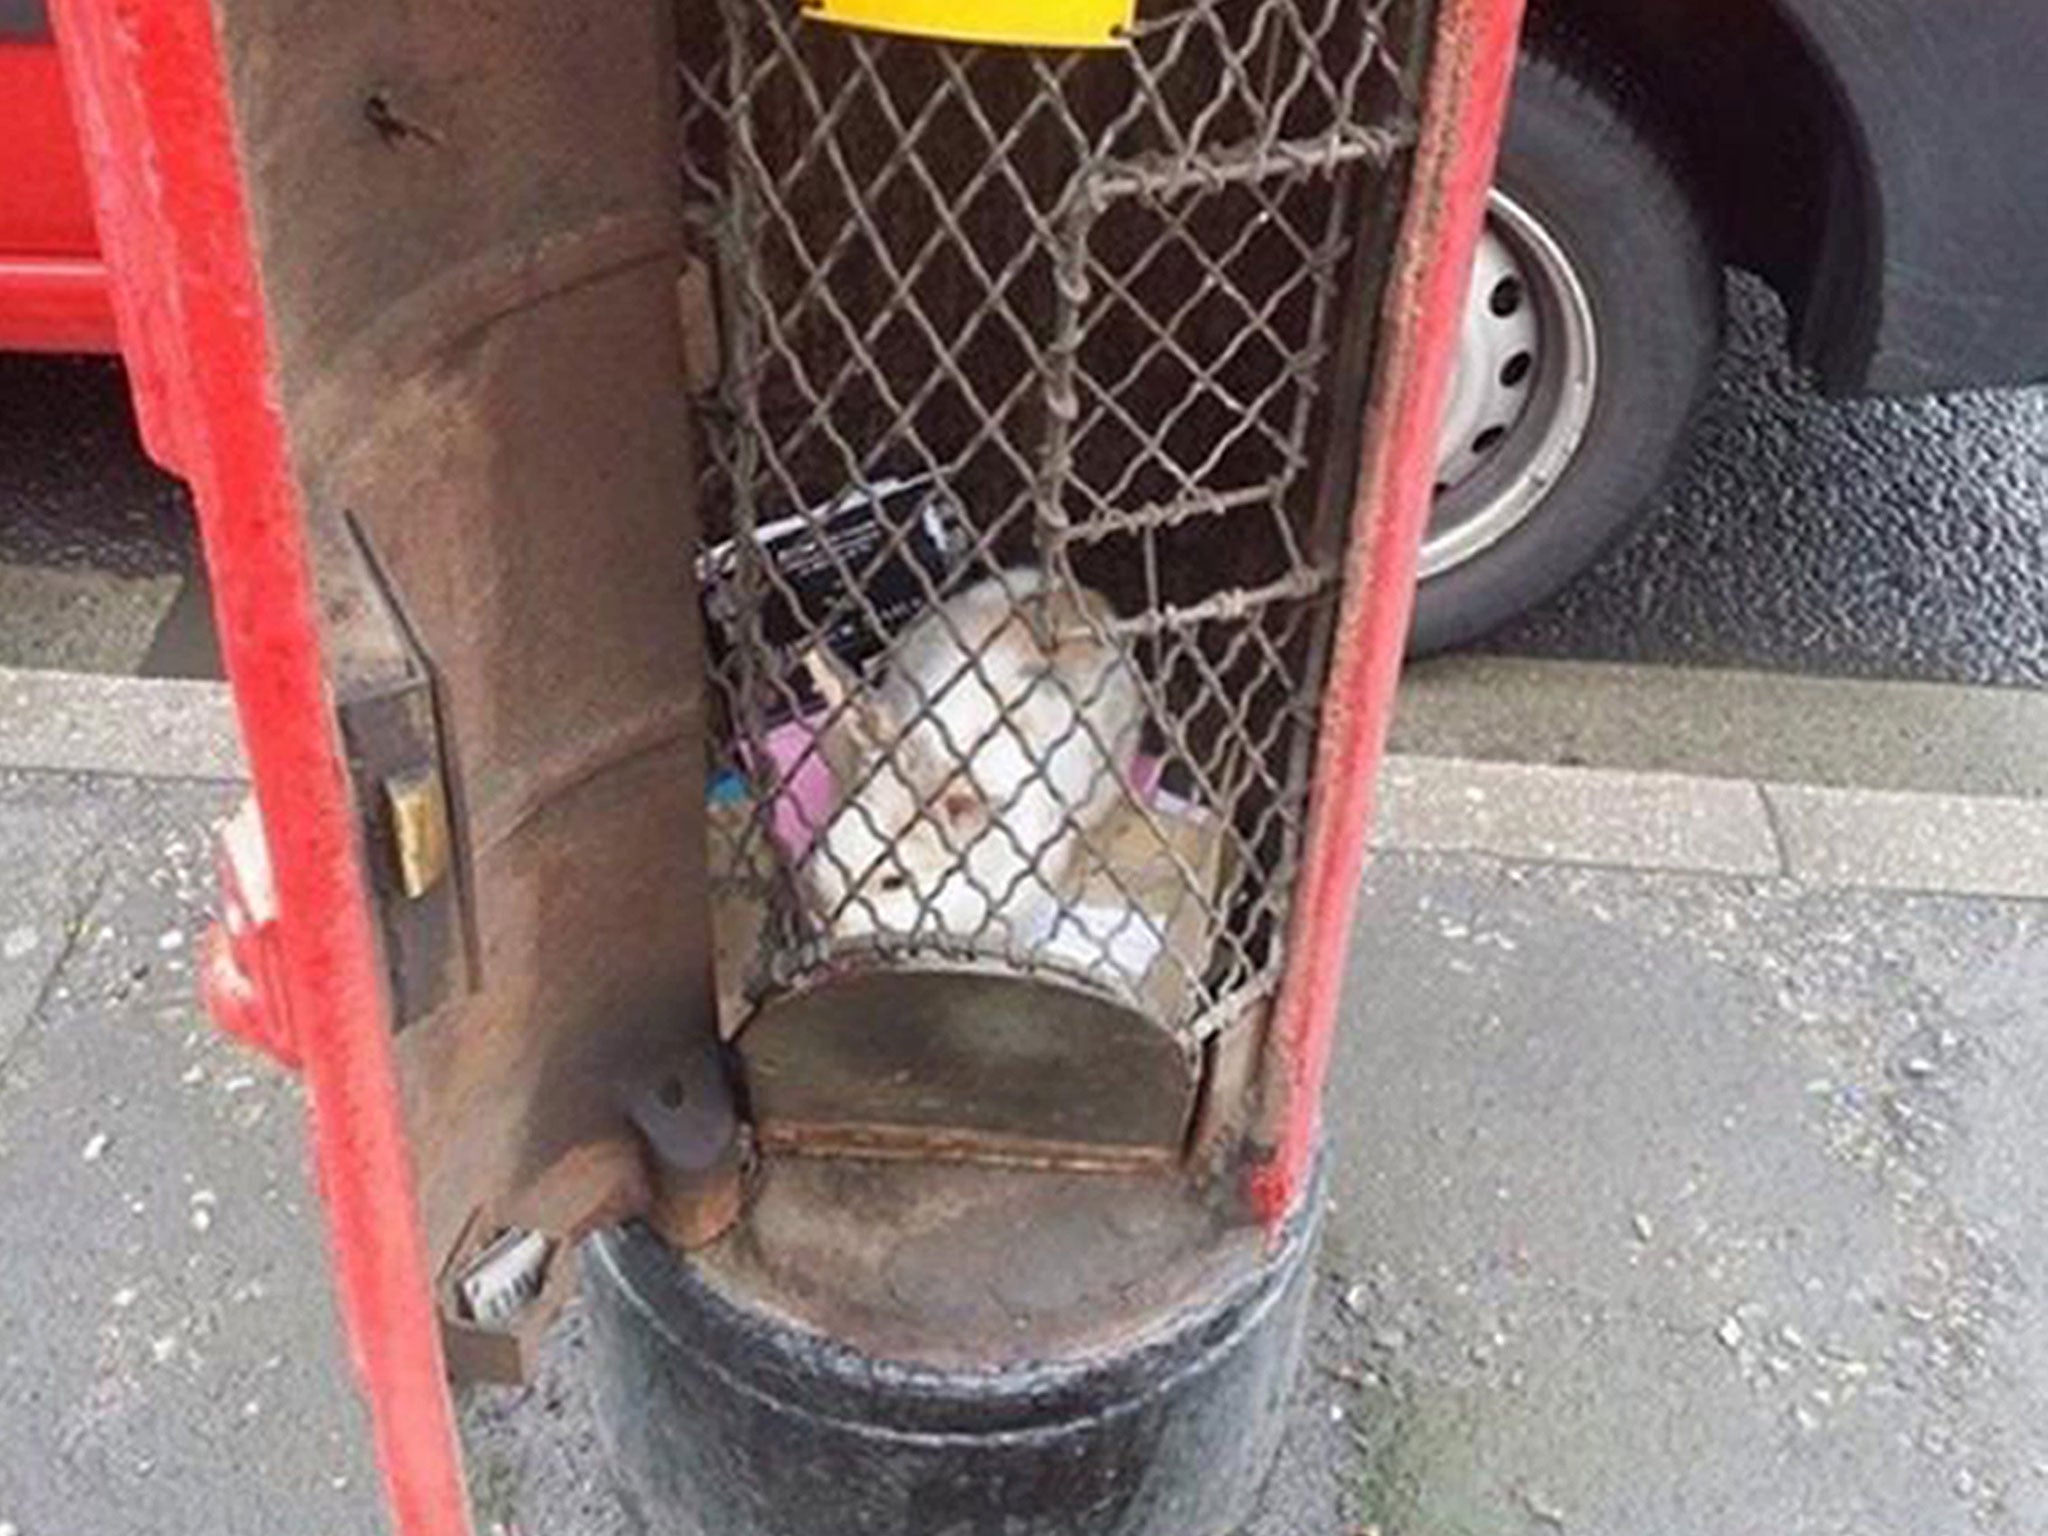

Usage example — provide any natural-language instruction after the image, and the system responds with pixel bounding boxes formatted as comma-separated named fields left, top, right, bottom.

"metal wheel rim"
left=1420, top=187, right=1600, bottom=581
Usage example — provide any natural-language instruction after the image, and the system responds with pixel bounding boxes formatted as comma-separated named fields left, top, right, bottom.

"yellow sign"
left=806, top=0, right=1135, bottom=49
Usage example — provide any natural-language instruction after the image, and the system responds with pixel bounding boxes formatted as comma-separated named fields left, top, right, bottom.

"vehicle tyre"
left=1409, top=45, right=1723, bottom=655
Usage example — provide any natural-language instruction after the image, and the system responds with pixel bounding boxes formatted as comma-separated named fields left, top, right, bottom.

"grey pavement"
left=0, top=668, right=242, bottom=783
left=0, top=770, right=380, bottom=1536
left=1300, top=855, right=2048, bottom=1535
left=3, top=693, right=2047, bottom=1533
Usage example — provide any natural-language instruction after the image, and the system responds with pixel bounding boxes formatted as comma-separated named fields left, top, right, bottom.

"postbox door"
left=54, top=0, right=746, bottom=1526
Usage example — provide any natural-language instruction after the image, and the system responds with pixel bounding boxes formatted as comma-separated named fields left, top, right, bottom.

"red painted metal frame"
left=0, top=40, right=117, bottom=351
left=49, top=4, right=471, bottom=1535
left=1251, top=0, right=1526, bottom=1227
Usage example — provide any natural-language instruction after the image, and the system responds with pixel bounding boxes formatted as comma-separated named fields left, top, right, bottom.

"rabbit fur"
left=801, top=569, right=1144, bottom=946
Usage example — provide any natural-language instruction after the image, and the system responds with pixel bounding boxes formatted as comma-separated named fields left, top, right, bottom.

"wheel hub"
left=1423, top=188, right=1600, bottom=580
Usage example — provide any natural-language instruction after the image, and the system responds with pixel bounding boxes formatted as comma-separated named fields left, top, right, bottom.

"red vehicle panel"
left=0, top=34, right=118, bottom=352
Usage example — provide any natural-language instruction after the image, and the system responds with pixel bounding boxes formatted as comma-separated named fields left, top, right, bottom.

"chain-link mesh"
left=684, top=0, right=1422, bottom=1041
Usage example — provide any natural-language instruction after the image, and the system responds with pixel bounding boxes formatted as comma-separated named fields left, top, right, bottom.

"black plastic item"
left=583, top=1161, right=1321, bottom=1536
left=697, top=474, right=973, bottom=721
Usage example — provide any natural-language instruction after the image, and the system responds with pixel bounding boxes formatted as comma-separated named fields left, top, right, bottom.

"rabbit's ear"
left=804, top=644, right=891, bottom=783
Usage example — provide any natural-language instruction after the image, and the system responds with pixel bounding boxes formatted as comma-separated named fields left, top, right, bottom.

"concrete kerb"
left=1, top=665, right=243, bottom=784
left=5, top=660, right=2042, bottom=901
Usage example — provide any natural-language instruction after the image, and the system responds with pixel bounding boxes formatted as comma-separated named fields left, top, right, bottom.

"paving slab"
left=0, top=565, right=178, bottom=676
left=0, top=772, right=381, bottom=1536
left=1307, top=855, right=2048, bottom=1535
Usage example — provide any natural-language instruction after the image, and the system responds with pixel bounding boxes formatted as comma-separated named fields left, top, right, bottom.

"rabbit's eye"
left=878, top=873, right=909, bottom=892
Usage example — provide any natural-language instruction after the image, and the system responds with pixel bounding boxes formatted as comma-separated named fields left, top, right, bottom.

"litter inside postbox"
left=699, top=475, right=1231, bottom=1035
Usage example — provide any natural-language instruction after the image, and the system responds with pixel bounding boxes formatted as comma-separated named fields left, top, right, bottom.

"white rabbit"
left=799, top=569, right=1144, bottom=948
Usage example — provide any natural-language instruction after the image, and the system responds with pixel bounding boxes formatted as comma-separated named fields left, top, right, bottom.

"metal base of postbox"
left=583, top=1156, right=1320, bottom=1536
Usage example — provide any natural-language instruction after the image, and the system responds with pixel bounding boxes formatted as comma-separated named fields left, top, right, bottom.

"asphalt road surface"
left=1487, top=275, right=2048, bottom=687
left=1, top=271, right=2043, bottom=683
left=0, top=356, right=196, bottom=675
left=0, top=355, right=192, bottom=580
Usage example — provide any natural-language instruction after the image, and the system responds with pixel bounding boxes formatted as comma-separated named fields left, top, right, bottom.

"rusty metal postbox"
left=54, top=0, right=1520, bottom=1530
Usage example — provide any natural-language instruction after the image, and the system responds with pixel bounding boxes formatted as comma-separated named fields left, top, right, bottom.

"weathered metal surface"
left=198, top=0, right=746, bottom=1343
left=629, top=1063, right=755, bottom=1251
left=64, top=0, right=746, bottom=1417
left=585, top=1159, right=1322, bottom=1535
left=742, top=964, right=1199, bottom=1167
left=434, top=1209, right=576, bottom=1386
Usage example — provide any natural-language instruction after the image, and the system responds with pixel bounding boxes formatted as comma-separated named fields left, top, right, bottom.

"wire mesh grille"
left=684, top=0, right=1422, bottom=1040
